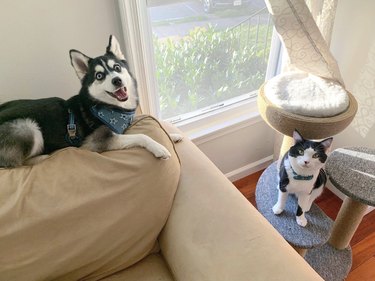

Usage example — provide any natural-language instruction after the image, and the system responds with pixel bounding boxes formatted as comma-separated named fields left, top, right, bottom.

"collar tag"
left=91, top=105, right=135, bottom=134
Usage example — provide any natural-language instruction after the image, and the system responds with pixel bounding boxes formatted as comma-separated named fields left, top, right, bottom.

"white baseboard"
left=226, top=155, right=273, bottom=182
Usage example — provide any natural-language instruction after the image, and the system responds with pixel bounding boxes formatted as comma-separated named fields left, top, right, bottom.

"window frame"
left=118, top=0, right=282, bottom=139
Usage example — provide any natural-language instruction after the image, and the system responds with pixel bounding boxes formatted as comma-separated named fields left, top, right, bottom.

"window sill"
left=173, top=95, right=263, bottom=145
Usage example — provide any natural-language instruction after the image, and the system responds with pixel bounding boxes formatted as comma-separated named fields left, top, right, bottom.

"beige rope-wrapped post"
left=328, top=197, right=368, bottom=250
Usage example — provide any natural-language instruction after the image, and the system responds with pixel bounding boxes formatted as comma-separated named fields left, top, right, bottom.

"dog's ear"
left=70, top=50, right=91, bottom=80
left=106, top=35, right=125, bottom=60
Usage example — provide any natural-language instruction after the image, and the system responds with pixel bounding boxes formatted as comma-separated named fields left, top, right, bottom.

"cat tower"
left=255, top=0, right=358, bottom=280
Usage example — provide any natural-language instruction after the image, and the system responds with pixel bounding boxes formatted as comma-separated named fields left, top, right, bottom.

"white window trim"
left=118, top=0, right=160, bottom=116
left=117, top=0, right=282, bottom=140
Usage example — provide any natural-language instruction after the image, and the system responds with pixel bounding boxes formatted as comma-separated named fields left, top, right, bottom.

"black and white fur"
left=272, top=130, right=333, bottom=227
left=0, top=35, right=181, bottom=168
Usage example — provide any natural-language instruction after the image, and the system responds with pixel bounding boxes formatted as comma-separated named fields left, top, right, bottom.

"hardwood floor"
left=233, top=171, right=375, bottom=281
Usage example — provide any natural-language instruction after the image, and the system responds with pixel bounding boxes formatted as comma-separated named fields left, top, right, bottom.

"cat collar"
left=291, top=166, right=313, bottom=181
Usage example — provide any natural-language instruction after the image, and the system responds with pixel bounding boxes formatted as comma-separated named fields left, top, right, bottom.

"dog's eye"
left=95, top=72, right=104, bottom=80
left=114, top=64, right=121, bottom=72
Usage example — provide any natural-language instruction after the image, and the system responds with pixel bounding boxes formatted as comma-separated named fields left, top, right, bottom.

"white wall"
left=195, top=117, right=274, bottom=180
left=323, top=0, right=375, bottom=212
left=330, top=0, right=375, bottom=149
left=0, top=0, right=123, bottom=103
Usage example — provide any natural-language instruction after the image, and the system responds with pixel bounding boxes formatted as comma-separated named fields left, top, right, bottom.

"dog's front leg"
left=111, top=134, right=171, bottom=159
left=82, top=128, right=171, bottom=159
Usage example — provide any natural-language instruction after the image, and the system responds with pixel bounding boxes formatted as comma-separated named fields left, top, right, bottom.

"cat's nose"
left=304, top=161, right=310, bottom=165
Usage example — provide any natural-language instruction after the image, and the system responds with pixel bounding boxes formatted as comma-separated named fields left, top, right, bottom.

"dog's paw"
left=272, top=204, right=284, bottom=215
left=169, top=133, right=183, bottom=143
left=149, top=143, right=171, bottom=160
left=296, top=216, right=308, bottom=227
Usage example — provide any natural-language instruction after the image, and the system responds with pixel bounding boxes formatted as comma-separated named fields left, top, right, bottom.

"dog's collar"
left=90, top=105, right=135, bottom=134
left=290, top=165, right=313, bottom=181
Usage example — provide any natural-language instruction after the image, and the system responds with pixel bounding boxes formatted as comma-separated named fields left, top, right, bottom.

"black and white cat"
left=272, top=130, right=333, bottom=227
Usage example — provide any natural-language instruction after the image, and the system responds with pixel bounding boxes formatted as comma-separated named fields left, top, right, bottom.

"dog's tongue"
left=114, top=87, right=128, bottom=101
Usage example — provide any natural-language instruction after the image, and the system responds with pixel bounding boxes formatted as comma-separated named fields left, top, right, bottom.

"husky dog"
left=0, top=35, right=180, bottom=168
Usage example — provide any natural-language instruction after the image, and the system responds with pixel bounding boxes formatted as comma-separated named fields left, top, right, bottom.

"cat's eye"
left=95, top=72, right=104, bottom=80
left=312, top=153, right=319, bottom=158
left=298, top=149, right=304, bottom=155
left=113, top=64, right=121, bottom=72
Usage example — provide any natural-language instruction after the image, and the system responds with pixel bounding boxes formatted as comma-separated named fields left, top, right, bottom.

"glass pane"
left=147, top=0, right=273, bottom=119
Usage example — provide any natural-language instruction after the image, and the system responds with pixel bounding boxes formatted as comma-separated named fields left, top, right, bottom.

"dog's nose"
left=112, top=77, right=123, bottom=87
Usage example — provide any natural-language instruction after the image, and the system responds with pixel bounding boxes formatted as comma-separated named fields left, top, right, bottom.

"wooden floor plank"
left=350, top=210, right=375, bottom=246
left=346, top=257, right=375, bottom=281
left=351, top=230, right=375, bottom=270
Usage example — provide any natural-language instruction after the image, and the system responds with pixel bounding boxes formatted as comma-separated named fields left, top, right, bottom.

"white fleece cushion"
left=264, top=71, right=349, bottom=117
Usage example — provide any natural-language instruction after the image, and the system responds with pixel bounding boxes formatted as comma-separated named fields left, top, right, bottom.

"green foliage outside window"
left=153, top=24, right=271, bottom=119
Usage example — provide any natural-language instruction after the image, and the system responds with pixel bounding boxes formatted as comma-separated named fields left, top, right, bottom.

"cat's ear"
left=293, top=130, right=304, bottom=143
left=320, top=137, right=333, bottom=152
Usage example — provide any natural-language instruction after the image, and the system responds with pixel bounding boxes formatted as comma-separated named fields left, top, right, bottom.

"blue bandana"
left=291, top=166, right=313, bottom=181
left=90, top=105, right=135, bottom=134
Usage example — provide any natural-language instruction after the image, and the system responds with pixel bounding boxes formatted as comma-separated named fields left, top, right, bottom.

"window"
left=118, top=0, right=280, bottom=137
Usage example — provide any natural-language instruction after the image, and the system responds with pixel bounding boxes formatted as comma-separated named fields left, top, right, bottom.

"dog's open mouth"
left=107, top=87, right=128, bottom=102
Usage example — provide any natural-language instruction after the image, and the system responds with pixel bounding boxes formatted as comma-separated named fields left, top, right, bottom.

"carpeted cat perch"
left=258, top=80, right=358, bottom=159
left=255, top=0, right=358, bottom=280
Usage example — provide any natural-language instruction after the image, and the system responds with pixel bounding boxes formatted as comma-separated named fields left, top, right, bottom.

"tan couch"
left=0, top=117, right=322, bottom=280
left=103, top=121, right=322, bottom=281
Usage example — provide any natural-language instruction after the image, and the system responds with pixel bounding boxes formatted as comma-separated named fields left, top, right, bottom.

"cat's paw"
left=272, top=204, right=284, bottom=215
left=296, top=216, right=308, bottom=227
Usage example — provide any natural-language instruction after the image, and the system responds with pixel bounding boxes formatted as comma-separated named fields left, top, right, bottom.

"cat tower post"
left=255, top=0, right=359, bottom=280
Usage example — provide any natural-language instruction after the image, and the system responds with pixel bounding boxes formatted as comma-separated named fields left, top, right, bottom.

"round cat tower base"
left=256, top=162, right=352, bottom=280
left=305, top=243, right=352, bottom=281
left=255, top=163, right=333, bottom=251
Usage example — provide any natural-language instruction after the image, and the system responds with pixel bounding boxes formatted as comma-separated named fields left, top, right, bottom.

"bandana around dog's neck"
left=90, top=105, right=135, bottom=134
